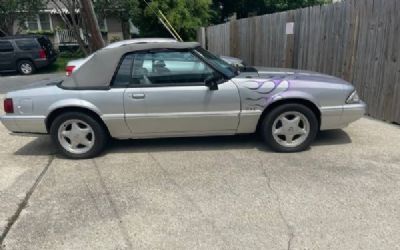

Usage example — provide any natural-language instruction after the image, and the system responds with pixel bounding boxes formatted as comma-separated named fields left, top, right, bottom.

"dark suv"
left=0, top=35, right=57, bottom=75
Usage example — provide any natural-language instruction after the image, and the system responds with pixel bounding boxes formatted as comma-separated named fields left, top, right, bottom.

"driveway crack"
left=92, top=159, right=134, bottom=250
left=149, top=153, right=231, bottom=247
left=0, top=155, right=54, bottom=247
left=262, top=169, right=295, bottom=250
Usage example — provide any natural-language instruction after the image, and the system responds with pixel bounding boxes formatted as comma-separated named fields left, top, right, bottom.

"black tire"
left=17, top=60, right=35, bottom=75
left=50, top=112, right=108, bottom=159
left=260, top=103, right=318, bottom=153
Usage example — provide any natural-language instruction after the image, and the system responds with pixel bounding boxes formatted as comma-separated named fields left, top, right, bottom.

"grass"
left=39, top=56, right=80, bottom=74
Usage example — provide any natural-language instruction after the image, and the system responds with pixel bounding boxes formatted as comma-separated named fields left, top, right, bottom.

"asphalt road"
left=0, top=75, right=400, bottom=249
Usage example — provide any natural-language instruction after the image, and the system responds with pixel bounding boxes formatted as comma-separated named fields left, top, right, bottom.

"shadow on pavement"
left=14, top=135, right=56, bottom=156
left=314, top=129, right=352, bottom=146
left=13, top=129, right=352, bottom=157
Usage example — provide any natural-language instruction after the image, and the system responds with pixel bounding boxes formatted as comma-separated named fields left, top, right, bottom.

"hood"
left=238, top=67, right=351, bottom=85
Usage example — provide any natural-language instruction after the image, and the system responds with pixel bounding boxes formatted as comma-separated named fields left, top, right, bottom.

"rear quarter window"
left=38, top=37, right=53, bottom=49
left=15, top=39, right=40, bottom=51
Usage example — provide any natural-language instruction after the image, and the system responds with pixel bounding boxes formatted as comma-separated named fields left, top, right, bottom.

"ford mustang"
left=1, top=42, right=366, bottom=159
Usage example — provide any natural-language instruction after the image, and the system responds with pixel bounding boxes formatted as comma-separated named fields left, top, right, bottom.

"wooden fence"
left=200, top=0, right=400, bottom=124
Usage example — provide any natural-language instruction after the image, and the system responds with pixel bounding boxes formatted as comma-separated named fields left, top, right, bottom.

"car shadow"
left=14, top=135, right=56, bottom=156
left=14, top=129, right=352, bottom=157
left=314, top=129, right=352, bottom=146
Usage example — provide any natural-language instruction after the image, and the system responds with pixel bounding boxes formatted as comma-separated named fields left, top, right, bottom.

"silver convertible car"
left=1, top=42, right=366, bottom=159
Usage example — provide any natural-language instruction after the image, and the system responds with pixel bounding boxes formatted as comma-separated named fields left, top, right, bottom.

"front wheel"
left=50, top=112, right=108, bottom=159
left=261, top=104, right=318, bottom=152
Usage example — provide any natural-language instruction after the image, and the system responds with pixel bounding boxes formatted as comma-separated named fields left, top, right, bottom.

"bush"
left=58, top=50, right=85, bottom=58
left=110, top=36, right=121, bottom=43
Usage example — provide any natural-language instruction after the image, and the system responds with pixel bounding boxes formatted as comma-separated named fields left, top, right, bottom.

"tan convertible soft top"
left=61, top=42, right=200, bottom=88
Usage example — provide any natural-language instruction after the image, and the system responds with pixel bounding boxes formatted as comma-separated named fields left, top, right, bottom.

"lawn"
left=40, top=56, right=77, bottom=74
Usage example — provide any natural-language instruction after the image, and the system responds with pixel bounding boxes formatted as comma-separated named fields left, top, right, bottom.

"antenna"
left=141, top=0, right=184, bottom=42
left=158, top=10, right=183, bottom=42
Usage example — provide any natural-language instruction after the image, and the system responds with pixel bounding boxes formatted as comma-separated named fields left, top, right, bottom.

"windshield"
left=194, top=47, right=237, bottom=79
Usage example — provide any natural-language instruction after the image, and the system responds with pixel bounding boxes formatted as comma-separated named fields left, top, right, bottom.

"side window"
left=131, top=51, right=215, bottom=86
left=0, top=41, right=14, bottom=52
left=15, top=39, right=40, bottom=51
left=112, top=54, right=134, bottom=86
left=39, top=14, right=51, bottom=30
left=26, top=16, right=39, bottom=31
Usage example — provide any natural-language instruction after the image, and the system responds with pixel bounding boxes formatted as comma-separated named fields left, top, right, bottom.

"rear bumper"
left=34, top=56, right=57, bottom=69
left=320, top=102, right=366, bottom=130
left=0, top=115, right=47, bottom=134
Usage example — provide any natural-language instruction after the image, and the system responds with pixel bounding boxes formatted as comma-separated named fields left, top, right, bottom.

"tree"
left=93, top=0, right=139, bottom=40
left=50, top=0, right=90, bottom=55
left=50, top=0, right=105, bottom=55
left=130, top=0, right=212, bottom=41
left=212, top=0, right=330, bottom=24
left=80, top=0, right=104, bottom=51
left=0, top=0, right=46, bottom=36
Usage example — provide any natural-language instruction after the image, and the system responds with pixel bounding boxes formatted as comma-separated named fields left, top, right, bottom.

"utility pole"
left=80, top=0, right=105, bottom=51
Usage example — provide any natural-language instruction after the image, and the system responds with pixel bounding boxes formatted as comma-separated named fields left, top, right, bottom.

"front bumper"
left=0, top=115, right=47, bottom=134
left=320, top=102, right=367, bottom=130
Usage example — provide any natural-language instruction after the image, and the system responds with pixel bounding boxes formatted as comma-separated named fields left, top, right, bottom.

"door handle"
left=131, top=93, right=145, bottom=99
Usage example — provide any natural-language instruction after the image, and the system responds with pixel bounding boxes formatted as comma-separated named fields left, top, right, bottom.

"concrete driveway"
left=0, top=76, right=399, bottom=249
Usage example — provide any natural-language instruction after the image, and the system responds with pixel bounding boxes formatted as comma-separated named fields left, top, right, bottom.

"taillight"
left=39, top=49, right=47, bottom=59
left=4, top=98, right=14, bottom=114
left=65, top=66, right=75, bottom=76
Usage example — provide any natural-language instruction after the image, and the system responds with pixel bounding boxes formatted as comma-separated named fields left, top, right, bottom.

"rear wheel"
left=17, top=60, right=35, bottom=75
left=261, top=103, right=318, bottom=152
left=50, top=112, right=108, bottom=159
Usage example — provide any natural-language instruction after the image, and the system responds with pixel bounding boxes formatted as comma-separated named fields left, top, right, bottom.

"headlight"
left=346, top=90, right=361, bottom=104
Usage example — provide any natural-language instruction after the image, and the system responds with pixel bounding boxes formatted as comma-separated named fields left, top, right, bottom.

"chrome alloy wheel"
left=20, top=63, right=33, bottom=74
left=58, top=119, right=95, bottom=154
left=272, top=111, right=310, bottom=148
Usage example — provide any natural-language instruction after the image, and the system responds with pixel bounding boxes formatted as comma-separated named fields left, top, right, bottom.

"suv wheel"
left=50, top=112, right=108, bottom=159
left=17, top=60, right=35, bottom=75
left=261, top=103, right=318, bottom=152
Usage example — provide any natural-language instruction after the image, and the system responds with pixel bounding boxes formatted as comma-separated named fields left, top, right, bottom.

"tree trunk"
left=80, top=0, right=105, bottom=51
left=121, top=19, right=130, bottom=40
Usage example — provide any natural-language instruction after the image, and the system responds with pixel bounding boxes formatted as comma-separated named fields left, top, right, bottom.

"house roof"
left=61, top=42, right=200, bottom=88
left=46, top=1, right=80, bottom=14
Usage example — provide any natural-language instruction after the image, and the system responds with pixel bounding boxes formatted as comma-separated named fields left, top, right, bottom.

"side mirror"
left=205, top=75, right=220, bottom=91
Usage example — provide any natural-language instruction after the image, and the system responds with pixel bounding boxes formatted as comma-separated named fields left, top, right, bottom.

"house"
left=11, top=1, right=139, bottom=50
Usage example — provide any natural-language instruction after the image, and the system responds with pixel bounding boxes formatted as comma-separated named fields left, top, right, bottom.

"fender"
left=46, top=98, right=103, bottom=117
left=237, top=89, right=321, bottom=134
left=267, top=90, right=321, bottom=110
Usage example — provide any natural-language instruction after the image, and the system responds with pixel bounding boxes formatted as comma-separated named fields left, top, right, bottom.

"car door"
left=0, top=41, right=15, bottom=71
left=122, top=50, right=241, bottom=137
left=110, top=53, right=146, bottom=135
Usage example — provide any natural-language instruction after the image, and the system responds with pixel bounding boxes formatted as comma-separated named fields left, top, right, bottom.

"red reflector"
left=39, top=49, right=47, bottom=59
left=65, top=66, right=75, bottom=76
left=4, top=98, right=14, bottom=114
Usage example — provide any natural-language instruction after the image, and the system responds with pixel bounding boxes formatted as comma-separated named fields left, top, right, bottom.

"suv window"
left=112, top=50, right=215, bottom=87
left=15, top=39, right=40, bottom=51
left=0, top=41, right=14, bottom=52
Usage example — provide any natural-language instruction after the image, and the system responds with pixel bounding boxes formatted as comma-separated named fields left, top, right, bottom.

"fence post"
left=230, top=21, right=239, bottom=57
left=285, top=11, right=295, bottom=68
left=197, top=27, right=206, bottom=48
